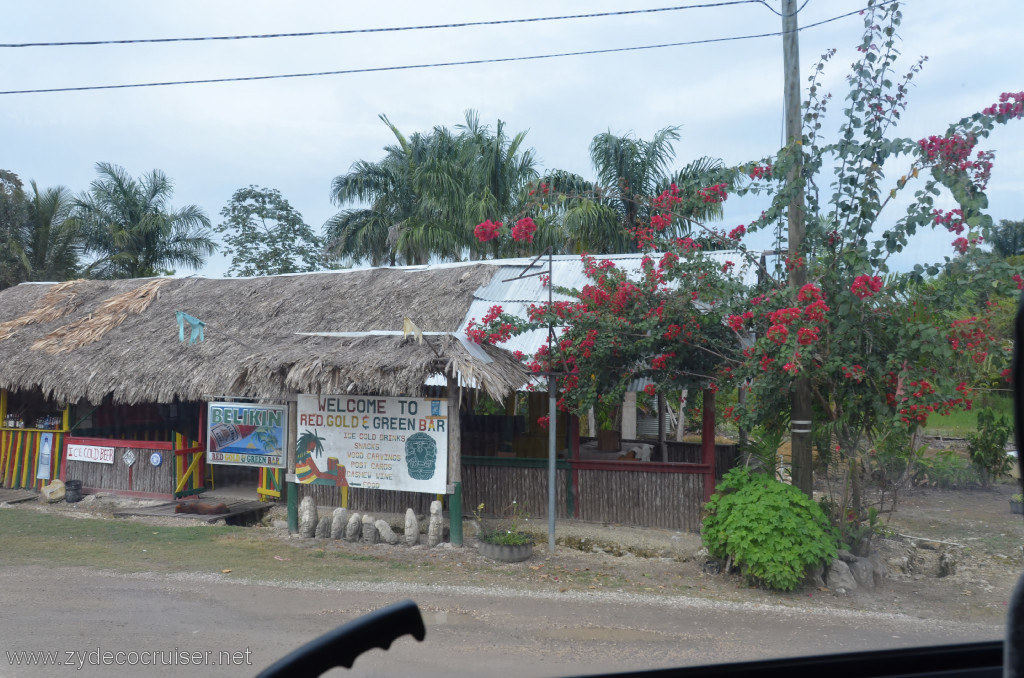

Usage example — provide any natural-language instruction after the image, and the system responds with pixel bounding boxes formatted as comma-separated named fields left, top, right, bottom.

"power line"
left=0, top=1, right=766, bottom=48
left=0, top=3, right=890, bottom=96
left=759, top=0, right=812, bottom=18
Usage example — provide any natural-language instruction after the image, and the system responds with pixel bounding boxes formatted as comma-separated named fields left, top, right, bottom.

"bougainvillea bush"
left=466, top=0, right=1023, bottom=537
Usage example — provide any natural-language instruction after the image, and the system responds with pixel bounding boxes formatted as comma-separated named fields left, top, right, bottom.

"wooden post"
left=569, top=414, right=580, bottom=518
left=286, top=399, right=298, bottom=534
left=658, top=393, right=667, bottom=462
left=675, top=389, right=688, bottom=442
left=447, top=375, right=463, bottom=547
left=621, top=391, right=637, bottom=440
left=701, top=388, right=717, bottom=503
left=783, top=0, right=814, bottom=498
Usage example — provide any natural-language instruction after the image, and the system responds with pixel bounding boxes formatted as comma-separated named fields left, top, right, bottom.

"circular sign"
left=149, top=452, right=162, bottom=467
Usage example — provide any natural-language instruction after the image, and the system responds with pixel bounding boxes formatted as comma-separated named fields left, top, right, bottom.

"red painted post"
left=701, top=388, right=717, bottom=503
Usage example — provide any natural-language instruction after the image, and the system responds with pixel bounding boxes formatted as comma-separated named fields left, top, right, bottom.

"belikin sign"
left=295, top=394, right=448, bottom=494
left=206, top=402, right=287, bottom=468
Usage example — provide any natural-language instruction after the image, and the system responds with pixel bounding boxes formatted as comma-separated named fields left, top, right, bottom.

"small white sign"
left=67, top=444, right=115, bottom=464
left=122, top=450, right=137, bottom=467
left=149, top=452, right=162, bottom=467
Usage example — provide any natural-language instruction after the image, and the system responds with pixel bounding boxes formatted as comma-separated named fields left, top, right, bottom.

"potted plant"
left=596, top=406, right=622, bottom=452
left=474, top=501, right=534, bottom=562
left=1011, top=494, right=1023, bottom=515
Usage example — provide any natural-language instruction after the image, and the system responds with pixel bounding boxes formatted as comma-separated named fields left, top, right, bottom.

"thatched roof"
left=0, top=265, right=528, bottom=405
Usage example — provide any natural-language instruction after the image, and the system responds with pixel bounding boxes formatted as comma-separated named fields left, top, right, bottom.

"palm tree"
left=543, top=127, right=732, bottom=254
left=326, top=116, right=464, bottom=266
left=76, top=162, right=215, bottom=279
left=989, top=219, right=1024, bottom=258
left=457, top=111, right=539, bottom=258
left=0, top=170, right=30, bottom=289
left=326, top=111, right=540, bottom=265
left=25, top=181, right=81, bottom=281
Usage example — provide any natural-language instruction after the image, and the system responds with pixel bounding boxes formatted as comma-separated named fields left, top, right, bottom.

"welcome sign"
left=295, top=394, right=448, bottom=494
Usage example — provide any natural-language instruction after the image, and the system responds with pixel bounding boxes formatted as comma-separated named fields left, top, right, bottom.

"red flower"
left=474, top=219, right=503, bottom=242
left=804, top=300, right=830, bottom=321
left=797, top=326, right=820, bottom=345
left=982, top=91, right=1024, bottom=120
left=932, top=208, right=965, bottom=235
left=727, top=224, right=746, bottom=240
left=537, top=416, right=550, bottom=429
left=748, top=164, right=772, bottom=180
left=727, top=311, right=754, bottom=332
left=766, top=324, right=788, bottom=345
left=482, top=305, right=503, bottom=324
left=643, top=384, right=657, bottom=396
left=651, top=352, right=675, bottom=371
left=697, top=183, right=729, bottom=204
left=851, top=275, right=883, bottom=298
left=769, top=307, right=802, bottom=326
left=511, top=217, right=537, bottom=243
left=797, top=283, right=822, bottom=303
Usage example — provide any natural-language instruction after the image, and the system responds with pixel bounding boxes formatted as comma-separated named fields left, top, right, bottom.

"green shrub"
left=702, top=467, right=837, bottom=591
left=967, top=407, right=1013, bottom=486
left=913, top=449, right=978, bottom=488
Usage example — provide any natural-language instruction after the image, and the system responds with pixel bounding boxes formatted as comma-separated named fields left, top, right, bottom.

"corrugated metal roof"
left=460, top=251, right=759, bottom=360
left=472, top=251, right=757, bottom=303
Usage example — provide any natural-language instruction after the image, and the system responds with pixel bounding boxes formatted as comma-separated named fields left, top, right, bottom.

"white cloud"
left=1, top=0, right=1020, bottom=278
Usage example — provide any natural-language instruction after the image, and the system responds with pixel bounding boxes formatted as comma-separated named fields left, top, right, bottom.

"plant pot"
left=597, top=429, right=621, bottom=452
left=1011, top=500, right=1023, bottom=515
left=477, top=539, right=534, bottom=563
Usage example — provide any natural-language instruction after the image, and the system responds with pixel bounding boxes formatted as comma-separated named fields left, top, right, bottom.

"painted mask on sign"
left=404, top=433, right=437, bottom=480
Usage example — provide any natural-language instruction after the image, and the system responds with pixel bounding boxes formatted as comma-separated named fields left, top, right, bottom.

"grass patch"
left=0, top=511, right=420, bottom=582
left=925, top=394, right=1013, bottom=437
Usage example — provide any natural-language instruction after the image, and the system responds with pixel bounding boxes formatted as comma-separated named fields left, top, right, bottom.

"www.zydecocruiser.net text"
left=4, top=647, right=253, bottom=670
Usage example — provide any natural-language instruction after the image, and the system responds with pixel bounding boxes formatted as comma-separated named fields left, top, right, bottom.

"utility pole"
left=783, top=0, right=814, bottom=497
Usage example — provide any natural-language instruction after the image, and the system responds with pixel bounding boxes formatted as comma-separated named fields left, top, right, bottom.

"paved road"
left=0, top=566, right=1003, bottom=678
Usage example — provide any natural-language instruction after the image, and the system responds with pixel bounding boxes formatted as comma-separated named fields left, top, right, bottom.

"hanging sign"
left=67, top=443, right=115, bottom=464
left=206, top=402, right=287, bottom=468
left=295, top=394, right=448, bottom=494
left=122, top=450, right=137, bottom=467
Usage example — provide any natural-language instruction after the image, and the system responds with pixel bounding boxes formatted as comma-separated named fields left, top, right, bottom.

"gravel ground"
left=8, top=483, right=1024, bottom=628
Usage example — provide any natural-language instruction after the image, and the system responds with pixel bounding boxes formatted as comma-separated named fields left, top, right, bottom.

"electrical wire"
left=0, top=1, right=767, bottom=48
left=0, top=2, right=894, bottom=96
left=758, top=0, right=812, bottom=18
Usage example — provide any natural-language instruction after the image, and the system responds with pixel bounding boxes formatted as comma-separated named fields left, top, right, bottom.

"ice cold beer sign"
left=295, top=395, right=448, bottom=494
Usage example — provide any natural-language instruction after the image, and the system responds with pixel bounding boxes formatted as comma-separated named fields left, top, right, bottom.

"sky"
left=2, top=0, right=1021, bottom=278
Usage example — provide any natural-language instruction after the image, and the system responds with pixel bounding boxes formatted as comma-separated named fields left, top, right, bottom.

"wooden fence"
left=292, top=446, right=734, bottom=531
left=174, top=445, right=206, bottom=498
left=572, top=462, right=706, bottom=531
left=626, top=440, right=741, bottom=485
left=0, top=429, right=67, bottom=490
left=62, top=437, right=176, bottom=499
left=461, top=457, right=572, bottom=520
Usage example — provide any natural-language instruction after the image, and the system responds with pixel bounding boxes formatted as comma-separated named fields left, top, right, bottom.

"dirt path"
left=0, top=566, right=1003, bottom=678
left=4, top=481, right=1023, bottom=630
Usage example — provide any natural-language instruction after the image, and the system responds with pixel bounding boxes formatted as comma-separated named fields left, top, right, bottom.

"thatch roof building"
left=0, top=265, right=528, bottom=406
